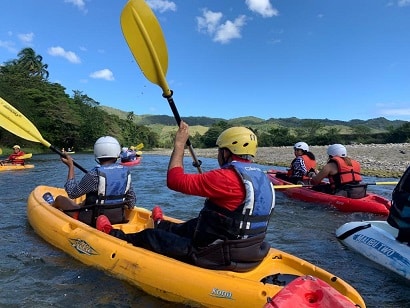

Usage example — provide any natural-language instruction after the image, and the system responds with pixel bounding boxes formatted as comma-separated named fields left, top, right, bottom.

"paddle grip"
left=163, top=91, right=203, bottom=173
left=49, top=145, right=88, bottom=174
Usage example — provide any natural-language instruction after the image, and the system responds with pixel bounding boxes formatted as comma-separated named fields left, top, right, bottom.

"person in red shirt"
left=97, top=121, right=275, bottom=271
left=5, top=145, right=26, bottom=165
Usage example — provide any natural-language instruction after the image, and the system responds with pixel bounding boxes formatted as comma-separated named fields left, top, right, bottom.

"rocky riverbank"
left=145, top=143, right=410, bottom=178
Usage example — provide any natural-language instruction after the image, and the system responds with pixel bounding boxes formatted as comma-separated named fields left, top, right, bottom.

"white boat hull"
left=336, top=221, right=410, bottom=280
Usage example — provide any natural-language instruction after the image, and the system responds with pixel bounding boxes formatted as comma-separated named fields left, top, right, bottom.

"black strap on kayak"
left=337, top=223, right=371, bottom=240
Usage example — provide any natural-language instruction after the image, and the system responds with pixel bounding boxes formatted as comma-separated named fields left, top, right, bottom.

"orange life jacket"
left=328, top=156, right=362, bottom=188
left=287, top=155, right=317, bottom=177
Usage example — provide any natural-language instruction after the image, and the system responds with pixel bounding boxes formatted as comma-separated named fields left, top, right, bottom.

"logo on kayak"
left=69, top=238, right=98, bottom=256
left=210, top=288, right=233, bottom=300
left=353, top=234, right=410, bottom=267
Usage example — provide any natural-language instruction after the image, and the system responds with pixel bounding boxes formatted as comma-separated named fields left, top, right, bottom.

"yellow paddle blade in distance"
left=0, top=97, right=51, bottom=147
left=0, top=148, right=2, bottom=155
left=121, top=0, right=170, bottom=95
left=20, top=153, right=33, bottom=160
left=135, top=142, right=144, bottom=150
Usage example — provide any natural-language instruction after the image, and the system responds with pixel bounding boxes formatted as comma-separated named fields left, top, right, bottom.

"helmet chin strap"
left=221, top=149, right=233, bottom=166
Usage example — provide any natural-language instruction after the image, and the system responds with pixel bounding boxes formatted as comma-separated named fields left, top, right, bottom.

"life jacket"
left=387, top=165, right=410, bottom=232
left=83, top=164, right=131, bottom=225
left=287, top=155, right=317, bottom=177
left=8, top=151, right=25, bottom=165
left=194, top=161, right=275, bottom=245
left=328, top=156, right=362, bottom=188
left=191, top=161, right=275, bottom=271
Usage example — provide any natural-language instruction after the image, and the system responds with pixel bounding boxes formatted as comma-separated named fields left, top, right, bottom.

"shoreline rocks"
left=145, top=143, right=410, bottom=178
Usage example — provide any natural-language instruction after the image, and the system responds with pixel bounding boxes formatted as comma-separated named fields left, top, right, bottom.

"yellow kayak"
left=0, top=164, right=34, bottom=172
left=27, top=185, right=366, bottom=308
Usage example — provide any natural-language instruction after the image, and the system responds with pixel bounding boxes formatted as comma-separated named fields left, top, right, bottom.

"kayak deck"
left=27, top=185, right=366, bottom=307
left=0, top=164, right=34, bottom=172
left=267, top=170, right=391, bottom=215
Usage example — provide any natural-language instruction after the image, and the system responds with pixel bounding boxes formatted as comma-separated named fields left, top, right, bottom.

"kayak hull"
left=27, top=185, right=366, bottom=308
left=267, top=170, right=391, bottom=215
left=336, top=220, right=410, bottom=280
left=120, top=157, right=142, bottom=166
left=0, top=164, right=34, bottom=172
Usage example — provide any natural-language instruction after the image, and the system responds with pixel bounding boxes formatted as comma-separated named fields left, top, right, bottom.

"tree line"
left=1, top=48, right=409, bottom=151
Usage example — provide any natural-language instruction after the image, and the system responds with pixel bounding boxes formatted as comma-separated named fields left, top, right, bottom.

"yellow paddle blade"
left=121, top=0, right=171, bottom=96
left=135, top=142, right=144, bottom=150
left=136, top=150, right=143, bottom=156
left=0, top=97, right=51, bottom=147
left=20, top=153, right=33, bottom=159
left=0, top=148, right=2, bottom=155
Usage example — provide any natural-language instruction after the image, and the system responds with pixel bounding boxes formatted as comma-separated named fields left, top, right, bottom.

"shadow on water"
left=0, top=153, right=408, bottom=307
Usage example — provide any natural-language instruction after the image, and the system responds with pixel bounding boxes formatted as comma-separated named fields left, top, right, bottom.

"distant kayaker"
left=310, top=144, right=365, bottom=198
left=98, top=121, right=275, bottom=271
left=276, top=141, right=317, bottom=184
left=5, top=145, right=26, bottom=165
left=51, top=136, right=136, bottom=226
left=387, top=165, right=410, bottom=243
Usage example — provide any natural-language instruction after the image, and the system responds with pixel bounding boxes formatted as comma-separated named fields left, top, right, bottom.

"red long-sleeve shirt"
left=167, top=166, right=246, bottom=211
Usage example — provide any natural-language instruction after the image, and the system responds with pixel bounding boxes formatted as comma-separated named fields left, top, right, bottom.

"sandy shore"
left=145, top=143, right=410, bottom=178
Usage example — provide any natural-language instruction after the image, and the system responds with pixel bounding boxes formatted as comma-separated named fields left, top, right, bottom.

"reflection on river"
left=0, top=153, right=408, bottom=307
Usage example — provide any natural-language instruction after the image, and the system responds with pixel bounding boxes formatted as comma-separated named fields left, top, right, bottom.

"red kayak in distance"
left=267, top=169, right=391, bottom=215
left=120, top=156, right=142, bottom=167
left=263, top=275, right=358, bottom=308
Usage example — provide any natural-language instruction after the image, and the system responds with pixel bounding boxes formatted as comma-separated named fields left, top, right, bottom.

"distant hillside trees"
left=0, top=48, right=160, bottom=150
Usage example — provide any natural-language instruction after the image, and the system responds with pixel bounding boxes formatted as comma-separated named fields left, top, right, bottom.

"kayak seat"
left=64, top=202, right=128, bottom=227
left=336, top=184, right=367, bottom=199
left=192, top=234, right=270, bottom=272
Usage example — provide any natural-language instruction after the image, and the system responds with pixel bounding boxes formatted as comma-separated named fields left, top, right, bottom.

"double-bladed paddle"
left=120, top=0, right=202, bottom=173
left=0, top=97, right=87, bottom=173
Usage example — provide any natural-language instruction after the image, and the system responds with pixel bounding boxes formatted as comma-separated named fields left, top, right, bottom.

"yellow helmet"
left=216, top=127, right=257, bottom=157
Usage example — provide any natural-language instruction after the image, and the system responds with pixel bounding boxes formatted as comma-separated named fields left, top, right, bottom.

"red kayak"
left=264, top=275, right=358, bottom=308
left=267, top=169, right=391, bottom=215
left=120, top=157, right=142, bottom=166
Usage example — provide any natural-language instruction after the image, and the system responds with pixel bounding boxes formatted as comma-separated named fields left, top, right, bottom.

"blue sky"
left=1, top=0, right=409, bottom=122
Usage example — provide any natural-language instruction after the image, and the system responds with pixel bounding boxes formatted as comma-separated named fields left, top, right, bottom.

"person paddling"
left=0, top=145, right=26, bottom=165
left=97, top=121, right=275, bottom=271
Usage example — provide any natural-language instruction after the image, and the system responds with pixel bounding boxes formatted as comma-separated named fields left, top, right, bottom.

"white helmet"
left=94, top=136, right=121, bottom=160
left=121, top=147, right=128, bottom=152
left=294, top=141, right=309, bottom=152
left=327, top=144, right=347, bottom=157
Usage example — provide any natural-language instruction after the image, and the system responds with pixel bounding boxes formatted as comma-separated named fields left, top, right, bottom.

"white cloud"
left=245, top=0, right=279, bottom=17
left=0, top=40, right=17, bottom=53
left=89, top=69, right=114, bottom=81
left=398, top=0, right=410, bottom=7
left=47, top=46, right=81, bottom=64
left=197, top=9, right=247, bottom=44
left=64, top=0, right=87, bottom=13
left=147, top=0, right=176, bottom=13
left=197, top=10, right=223, bottom=34
left=18, top=32, right=34, bottom=44
left=214, top=16, right=247, bottom=44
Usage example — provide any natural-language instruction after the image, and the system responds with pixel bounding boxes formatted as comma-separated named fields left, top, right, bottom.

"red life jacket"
left=328, top=156, right=362, bottom=188
left=8, top=151, right=25, bottom=165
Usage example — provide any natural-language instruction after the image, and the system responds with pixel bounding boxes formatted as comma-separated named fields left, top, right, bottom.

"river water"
left=0, top=153, right=408, bottom=307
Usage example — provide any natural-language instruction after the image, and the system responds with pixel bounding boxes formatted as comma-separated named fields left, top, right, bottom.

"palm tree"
left=17, top=47, right=49, bottom=79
